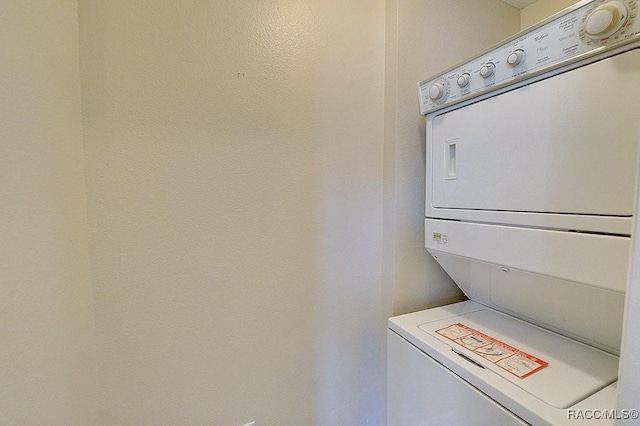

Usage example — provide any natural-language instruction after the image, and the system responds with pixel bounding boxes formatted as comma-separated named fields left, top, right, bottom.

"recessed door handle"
left=452, top=348, right=485, bottom=369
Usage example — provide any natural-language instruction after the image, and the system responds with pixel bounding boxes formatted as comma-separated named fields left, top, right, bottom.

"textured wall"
left=521, top=0, right=580, bottom=29
left=0, top=0, right=613, bottom=424
left=384, top=0, right=521, bottom=316
left=0, top=1, right=98, bottom=424
left=79, top=0, right=385, bottom=424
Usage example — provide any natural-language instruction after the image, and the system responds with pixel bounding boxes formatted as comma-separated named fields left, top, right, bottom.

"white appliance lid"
left=418, top=308, right=618, bottom=409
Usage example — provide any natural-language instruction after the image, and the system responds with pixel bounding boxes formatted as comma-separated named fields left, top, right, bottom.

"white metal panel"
left=489, top=264, right=625, bottom=354
left=617, top=122, right=640, bottom=420
left=425, top=219, right=630, bottom=292
left=389, top=302, right=618, bottom=426
left=429, top=49, right=640, bottom=220
left=388, top=330, right=526, bottom=426
left=418, top=309, right=619, bottom=409
left=427, top=250, right=626, bottom=354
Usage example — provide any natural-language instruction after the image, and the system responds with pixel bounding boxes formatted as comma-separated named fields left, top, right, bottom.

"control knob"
left=457, top=73, right=471, bottom=88
left=584, top=1, right=628, bottom=40
left=506, top=49, right=526, bottom=67
left=479, top=62, right=495, bottom=78
left=429, top=82, right=445, bottom=100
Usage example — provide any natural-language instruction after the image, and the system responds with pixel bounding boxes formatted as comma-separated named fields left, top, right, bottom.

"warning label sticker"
left=436, top=323, right=548, bottom=379
left=432, top=232, right=448, bottom=245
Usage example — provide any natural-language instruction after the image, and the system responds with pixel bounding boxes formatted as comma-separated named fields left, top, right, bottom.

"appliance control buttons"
left=584, top=1, right=628, bottom=40
left=429, top=83, right=445, bottom=100
left=479, top=62, right=496, bottom=78
left=419, top=0, right=640, bottom=115
left=457, top=73, right=471, bottom=87
left=507, top=49, right=526, bottom=67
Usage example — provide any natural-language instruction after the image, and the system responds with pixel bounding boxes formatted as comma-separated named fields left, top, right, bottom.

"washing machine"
left=388, top=1, right=640, bottom=424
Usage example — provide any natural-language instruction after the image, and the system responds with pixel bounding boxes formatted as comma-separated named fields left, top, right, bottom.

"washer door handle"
left=452, top=348, right=485, bottom=369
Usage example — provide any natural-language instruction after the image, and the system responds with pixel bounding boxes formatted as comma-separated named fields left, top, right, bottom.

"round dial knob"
left=429, top=83, right=445, bottom=100
left=457, top=73, right=471, bottom=88
left=507, top=49, right=526, bottom=67
left=479, top=62, right=495, bottom=78
left=584, top=1, right=628, bottom=40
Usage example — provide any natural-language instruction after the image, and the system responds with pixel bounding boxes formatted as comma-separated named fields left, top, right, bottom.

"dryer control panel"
left=418, top=0, right=640, bottom=115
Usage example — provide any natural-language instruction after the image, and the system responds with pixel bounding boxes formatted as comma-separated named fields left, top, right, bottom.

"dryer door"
left=428, top=49, right=640, bottom=227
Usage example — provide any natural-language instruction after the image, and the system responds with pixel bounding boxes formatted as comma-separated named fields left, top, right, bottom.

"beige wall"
left=384, top=0, right=521, bottom=316
left=1, top=0, right=524, bottom=423
left=79, top=0, right=385, bottom=424
left=521, top=0, right=580, bottom=29
left=0, top=1, right=98, bottom=424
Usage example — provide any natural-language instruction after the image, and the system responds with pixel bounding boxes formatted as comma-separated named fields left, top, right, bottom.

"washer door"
left=388, top=330, right=527, bottom=426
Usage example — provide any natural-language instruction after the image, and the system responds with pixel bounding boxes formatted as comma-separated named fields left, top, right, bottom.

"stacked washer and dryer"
left=388, top=1, right=640, bottom=424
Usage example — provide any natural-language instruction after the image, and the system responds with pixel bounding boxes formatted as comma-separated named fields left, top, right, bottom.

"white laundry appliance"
left=388, top=1, right=640, bottom=424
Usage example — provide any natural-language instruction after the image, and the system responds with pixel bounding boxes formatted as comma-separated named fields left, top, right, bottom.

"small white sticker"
left=433, top=232, right=449, bottom=245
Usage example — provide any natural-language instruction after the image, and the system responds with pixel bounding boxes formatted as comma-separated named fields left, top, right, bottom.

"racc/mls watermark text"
left=567, top=409, right=640, bottom=420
